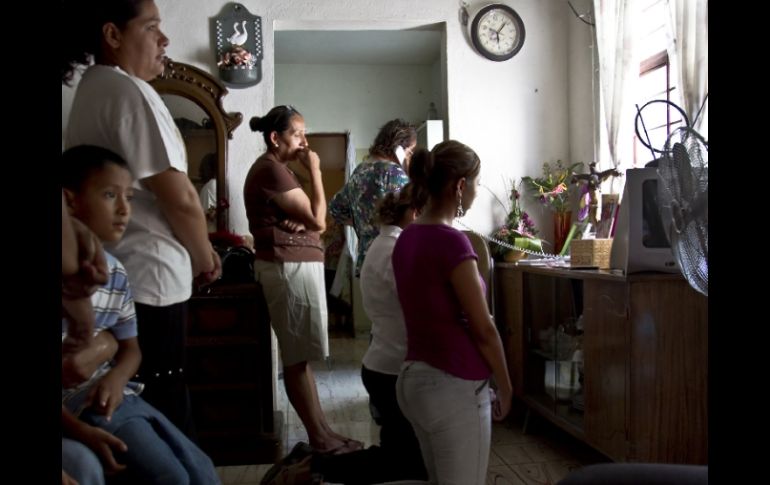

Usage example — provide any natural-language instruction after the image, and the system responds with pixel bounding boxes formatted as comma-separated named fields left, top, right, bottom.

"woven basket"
left=570, top=238, right=612, bottom=269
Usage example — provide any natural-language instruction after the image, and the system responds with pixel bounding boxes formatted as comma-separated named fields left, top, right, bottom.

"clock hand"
left=496, top=22, right=507, bottom=35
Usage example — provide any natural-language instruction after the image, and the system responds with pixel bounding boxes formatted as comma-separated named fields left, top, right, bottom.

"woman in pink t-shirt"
left=392, top=140, right=513, bottom=484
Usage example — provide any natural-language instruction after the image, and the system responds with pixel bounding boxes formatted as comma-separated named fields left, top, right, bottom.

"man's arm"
left=142, top=169, right=221, bottom=282
left=62, top=191, right=78, bottom=276
left=62, top=331, right=119, bottom=388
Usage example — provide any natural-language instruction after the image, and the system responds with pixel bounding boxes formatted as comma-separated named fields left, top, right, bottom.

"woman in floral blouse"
left=329, top=119, right=417, bottom=276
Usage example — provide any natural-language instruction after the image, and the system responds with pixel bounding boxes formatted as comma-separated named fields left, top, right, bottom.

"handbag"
left=219, top=246, right=255, bottom=284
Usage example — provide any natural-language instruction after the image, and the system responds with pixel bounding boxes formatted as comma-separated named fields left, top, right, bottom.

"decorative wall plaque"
left=213, top=3, right=263, bottom=88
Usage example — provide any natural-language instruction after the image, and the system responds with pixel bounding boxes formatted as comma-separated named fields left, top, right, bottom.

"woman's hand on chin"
left=298, top=149, right=321, bottom=172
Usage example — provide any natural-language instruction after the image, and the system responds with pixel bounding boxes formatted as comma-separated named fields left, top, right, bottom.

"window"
left=631, top=0, right=683, bottom=167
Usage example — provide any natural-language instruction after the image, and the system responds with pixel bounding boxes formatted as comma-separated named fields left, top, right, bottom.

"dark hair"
left=198, top=153, right=217, bottom=182
left=61, top=0, right=149, bottom=85
left=375, top=183, right=417, bottom=226
left=408, top=140, right=481, bottom=207
left=62, top=145, right=130, bottom=191
left=369, top=119, right=417, bottom=159
left=249, top=105, right=303, bottom=146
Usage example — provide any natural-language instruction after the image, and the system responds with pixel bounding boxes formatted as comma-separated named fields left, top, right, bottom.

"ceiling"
left=275, top=30, right=441, bottom=65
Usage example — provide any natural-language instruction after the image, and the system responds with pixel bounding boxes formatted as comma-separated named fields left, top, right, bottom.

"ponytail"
left=375, top=183, right=418, bottom=226
left=409, top=140, right=480, bottom=205
left=408, top=148, right=432, bottom=210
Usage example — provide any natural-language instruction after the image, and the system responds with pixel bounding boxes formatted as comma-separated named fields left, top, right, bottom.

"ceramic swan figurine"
left=227, top=20, right=248, bottom=46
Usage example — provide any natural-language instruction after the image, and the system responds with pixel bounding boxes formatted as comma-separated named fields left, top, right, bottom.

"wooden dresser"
left=187, top=281, right=281, bottom=465
left=494, top=264, right=708, bottom=464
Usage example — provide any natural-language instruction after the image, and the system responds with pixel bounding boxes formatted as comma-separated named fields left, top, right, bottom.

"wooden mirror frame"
left=150, top=58, right=242, bottom=232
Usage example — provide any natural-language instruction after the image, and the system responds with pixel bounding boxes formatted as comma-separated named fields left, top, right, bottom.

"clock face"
left=471, top=4, right=525, bottom=61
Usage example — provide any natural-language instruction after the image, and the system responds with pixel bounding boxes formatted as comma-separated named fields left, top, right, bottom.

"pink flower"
left=489, top=178, right=542, bottom=258
left=577, top=186, right=590, bottom=222
left=522, top=160, right=583, bottom=213
left=550, top=183, right=567, bottom=195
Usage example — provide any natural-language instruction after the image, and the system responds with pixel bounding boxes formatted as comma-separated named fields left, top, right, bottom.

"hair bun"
left=249, top=116, right=263, bottom=132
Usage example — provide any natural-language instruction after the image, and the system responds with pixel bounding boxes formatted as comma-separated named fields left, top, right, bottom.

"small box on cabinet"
left=570, top=238, right=612, bottom=269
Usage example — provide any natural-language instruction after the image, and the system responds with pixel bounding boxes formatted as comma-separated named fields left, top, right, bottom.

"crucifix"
left=571, top=162, right=621, bottom=225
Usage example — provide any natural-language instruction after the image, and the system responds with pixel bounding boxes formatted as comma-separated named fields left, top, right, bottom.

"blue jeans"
left=396, top=361, right=491, bottom=485
left=81, top=394, right=219, bottom=485
left=62, top=438, right=105, bottom=485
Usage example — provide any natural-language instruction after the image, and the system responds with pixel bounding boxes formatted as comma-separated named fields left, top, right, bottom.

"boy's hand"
left=80, top=425, right=128, bottom=475
left=85, top=372, right=126, bottom=421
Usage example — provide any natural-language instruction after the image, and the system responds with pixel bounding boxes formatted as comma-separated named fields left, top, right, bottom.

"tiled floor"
left=216, top=336, right=606, bottom=484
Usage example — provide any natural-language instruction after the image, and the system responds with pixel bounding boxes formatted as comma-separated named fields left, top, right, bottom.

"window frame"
left=632, top=49, right=684, bottom=166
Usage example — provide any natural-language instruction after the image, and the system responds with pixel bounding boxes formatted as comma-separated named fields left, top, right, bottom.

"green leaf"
left=513, top=237, right=543, bottom=252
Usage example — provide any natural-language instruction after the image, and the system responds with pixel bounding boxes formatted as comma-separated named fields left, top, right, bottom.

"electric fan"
left=657, top=126, right=708, bottom=296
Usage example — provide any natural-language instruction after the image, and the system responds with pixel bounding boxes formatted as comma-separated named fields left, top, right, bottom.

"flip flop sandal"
left=260, top=442, right=313, bottom=484
left=262, top=456, right=316, bottom=485
left=343, top=438, right=364, bottom=451
left=315, top=439, right=362, bottom=456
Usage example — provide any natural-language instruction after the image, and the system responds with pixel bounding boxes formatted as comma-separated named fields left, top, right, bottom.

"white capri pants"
left=396, top=360, right=491, bottom=485
left=254, top=260, right=329, bottom=366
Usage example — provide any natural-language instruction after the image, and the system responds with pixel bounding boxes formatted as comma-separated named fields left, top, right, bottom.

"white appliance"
left=416, top=120, right=444, bottom=150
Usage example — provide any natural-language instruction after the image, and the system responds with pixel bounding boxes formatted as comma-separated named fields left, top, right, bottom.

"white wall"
left=62, top=0, right=594, bottom=242
left=431, top=59, right=444, bottom=121
left=568, top=0, right=597, bottom=172
left=275, top=63, right=436, bottom=150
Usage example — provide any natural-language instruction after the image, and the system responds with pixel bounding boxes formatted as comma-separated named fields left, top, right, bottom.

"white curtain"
left=330, top=131, right=357, bottom=304
left=592, top=0, right=639, bottom=174
left=667, top=0, right=708, bottom=134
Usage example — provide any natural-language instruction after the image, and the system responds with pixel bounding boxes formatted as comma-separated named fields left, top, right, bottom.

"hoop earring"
left=456, top=192, right=465, bottom=218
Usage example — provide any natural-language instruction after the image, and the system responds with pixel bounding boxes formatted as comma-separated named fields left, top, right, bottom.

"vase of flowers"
left=522, top=160, right=583, bottom=254
left=489, top=179, right=543, bottom=261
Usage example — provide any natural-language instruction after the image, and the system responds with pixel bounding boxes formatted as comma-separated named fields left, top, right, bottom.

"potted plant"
left=522, top=160, right=583, bottom=254
left=489, top=179, right=543, bottom=261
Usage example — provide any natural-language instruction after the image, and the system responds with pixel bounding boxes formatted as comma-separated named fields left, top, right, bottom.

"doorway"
left=287, top=132, right=354, bottom=336
left=275, top=26, right=445, bottom=335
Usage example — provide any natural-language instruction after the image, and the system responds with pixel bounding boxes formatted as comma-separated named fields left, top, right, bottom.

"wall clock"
left=470, top=3, right=525, bottom=62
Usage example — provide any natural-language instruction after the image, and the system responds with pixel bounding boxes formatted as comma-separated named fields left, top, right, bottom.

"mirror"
left=150, top=58, right=242, bottom=232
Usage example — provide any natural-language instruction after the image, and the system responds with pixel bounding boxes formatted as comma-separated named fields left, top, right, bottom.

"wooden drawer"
left=191, top=388, right=262, bottom=430
left=186, top=344, right=260, bottom=385
left=188, top=295, right=268, bottom=336
left=185, top=282, right=280, bottom=466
